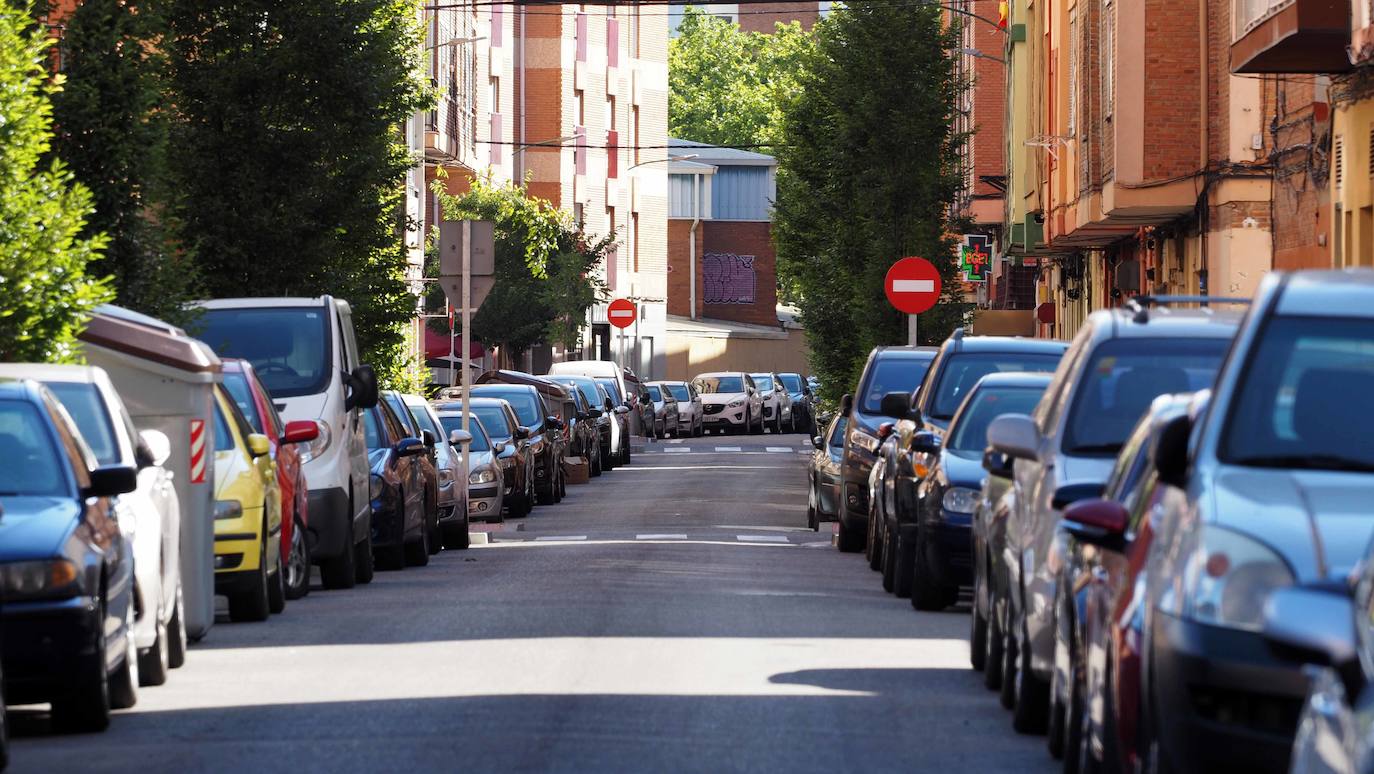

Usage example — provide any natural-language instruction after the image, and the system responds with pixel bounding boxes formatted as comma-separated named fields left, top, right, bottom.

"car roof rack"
left=1124, top=295, right=1250, bottom=324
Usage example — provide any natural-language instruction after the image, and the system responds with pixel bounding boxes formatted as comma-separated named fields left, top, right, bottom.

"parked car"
left=558, top=383, right=602, bottom=475
left=632, top=378, right=656, bottom=439
left=0, top=364, right=189, bottom=686
left=693, top=372, right=765, bottom=435
left=211, top=385, right=289, bottom=620
left=380, top=391, right=441, bottom=557
left=545, top=374, right=610, bottom=475
left=645, top=382, right=680, bottom=438
left=778, top=372, right=815, bottom=434
left=1110, top=272, right=1374, bottom=774
left=659, top=380, right=703, bottom=437
left=362, top=398, right=433, bottom=568
left=221, top=359, right=320, bottom=601
left=749, top=372, right=793, bottom=433
left=967, top=374, right=1053, bottom=688
left=807, top=415, right=848, bottom=531
left=835, top=346, right=938, bottom=552
left=547, top=359, right=635, bottom=432
left=988, top=300, right=1240, bottom=734
left=0, top=379, right=140, bottom=731
left=195, top=296, right=380, bottom=590
left=436, top=411, right=505, bottom=525
left=1042, top=393, right=1192, bottom=772
left=594, top=378, right=633, bottom=464
left=433, top=397, right=534, bottom=518
left=472, top=378, right=566, bottom=503
left=401, top=394, right=470, bottom=550
left=870, top=334, right=1066, bottom=600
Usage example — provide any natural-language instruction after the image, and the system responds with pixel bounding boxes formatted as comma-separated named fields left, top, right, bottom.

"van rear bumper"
left=307, top=487, right=352, bottom=561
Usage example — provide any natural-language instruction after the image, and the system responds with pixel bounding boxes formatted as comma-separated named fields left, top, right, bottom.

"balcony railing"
left=1231, top=0, right=1352, bottom=73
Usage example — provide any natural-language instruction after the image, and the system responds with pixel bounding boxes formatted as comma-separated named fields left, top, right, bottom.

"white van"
left=546, top=360, right=635, bottom=459
left=194, top=297, right=379, bottom=589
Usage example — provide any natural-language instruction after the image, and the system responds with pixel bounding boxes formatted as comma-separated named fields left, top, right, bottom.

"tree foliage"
left=0, top=2, right=111, bottom=362
left=50, top=0, right=199, bottom=325
left=773, top=5, right=969, bottom=404
left=430, top=176, right=609, bottom=361
left=668, top=7, right=813, bottom=148
left=163, top=0, right=431, bottom=386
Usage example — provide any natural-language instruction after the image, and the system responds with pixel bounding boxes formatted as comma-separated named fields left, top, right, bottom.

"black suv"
left=836, top=346, right=939, bottom=552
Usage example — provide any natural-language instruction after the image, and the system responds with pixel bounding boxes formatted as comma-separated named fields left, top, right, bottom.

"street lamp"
left=513, top=134, right=581, bottom=154
left=426, top=35, right=486, bottom=51
left=955, top=47, right=1007, bottom=64
left=628, top=153, right=699, bottom=171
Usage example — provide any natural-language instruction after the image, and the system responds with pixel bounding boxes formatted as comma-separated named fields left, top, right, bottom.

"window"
left=859, top=358, right=934, bottom=413
left=573, top=203, right=584, bottom=229
left=0, top=400, right=66, bottom=496
left=1101, top=0, right=1115, bottom=118
left=607, top=16, right=620, bottom=68
left=928, top=352, right=1063, bottom=419
left=439, top=414, right=491, bottom=451
left=220, top=372, right=265, bottom=435
left=574, top=124, right=587, bottom=175
left=196, top=307, right=332, bottom=399
left=632, top=105, right=641, bottom=165
left=694, top=375, right=745, bottom=393
left=947, top=387, right=1047, bottom=453
left=631, top=2, right=640, bottom=57
left=491, top=3, right=503, bottom=47
left=46, top=383, right=119, bottom=466
left=213, top=401, right=236, bottom=453
left=576, top=12, right=588, bottom=62
left=1068, top=14, right=1078, bottom=137
left=632, top=212, right=640, bottom=271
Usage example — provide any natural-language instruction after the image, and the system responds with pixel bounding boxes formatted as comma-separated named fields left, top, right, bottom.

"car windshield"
left=696, top=375, right=744, bottom=393
left=471, top=387, right=541, bottom=427
left=382, top=393, right=420, bottom=437
left=470, top=406, right=513, bottom=440
left=405, top=401, right=444, bottom=444
left=440, top=414, right=492, bottom=451
left=646, top=385, right=662, bottom=401
left=220, top=372, right=265, bottom=435
left=827, top=416, right=848, bottom=449
left=1064, top=337, right=1228, bottom=456
left=196, top=307, right=331, bottom=399
left=779, top=374, right=803, bottom=392
left=929, top=353, right=1062, bottom=419
left=860, top=358, right=932, bottom=413
left=363, top=406, right=385, bottom=450
left=595, top=378, right=624, bottom=403
left=46, top=382, right=119, bottom=466
left=667, top=383, right=690, bottom=401
left=752, top=375, right=774, bottom=390
left=1221, top=317, right=1374, bottom=472
left=0, top=399, right=66, bottom=497
left=947, top=387, right=1047, bottom=452
left=213, top=400, right=236, bottom=452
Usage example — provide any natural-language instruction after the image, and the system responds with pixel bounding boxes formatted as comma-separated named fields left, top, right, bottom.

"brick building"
left=669, top=2, right=831, bottom=36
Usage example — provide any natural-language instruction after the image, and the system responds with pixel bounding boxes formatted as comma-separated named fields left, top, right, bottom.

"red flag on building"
left=998, top=0, right=1009, bottom=28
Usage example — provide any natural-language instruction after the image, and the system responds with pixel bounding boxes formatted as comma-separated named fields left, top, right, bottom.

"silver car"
left=436, top=409, right=505, bottom=526
left=750, top=372, right=793, bottom=433
left=657, top=380, right=703, bottom=437
left=402, top=394, right=467, bottom=548
left=644, top=382, right=680, bottom=438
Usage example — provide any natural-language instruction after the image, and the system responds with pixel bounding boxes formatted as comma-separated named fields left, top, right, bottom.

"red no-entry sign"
left=608, top=298, right=637, bottom=329
left=884, top=257, right=942, bottom=315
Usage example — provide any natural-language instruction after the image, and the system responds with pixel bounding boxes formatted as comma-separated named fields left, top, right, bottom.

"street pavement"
left=11, top=431, right=1057, bottom=774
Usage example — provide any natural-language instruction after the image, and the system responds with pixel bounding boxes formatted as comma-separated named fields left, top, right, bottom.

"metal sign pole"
left=461, top=220, right=472, bottom=499
left=908, top=314, right=918, bottom=346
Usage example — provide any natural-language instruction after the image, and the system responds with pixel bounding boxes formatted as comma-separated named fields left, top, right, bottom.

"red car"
left=222, top=359, right=319, bottom=600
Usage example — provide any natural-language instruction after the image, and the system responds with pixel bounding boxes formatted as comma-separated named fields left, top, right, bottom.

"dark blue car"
left=0, top=379, right=140, bottom=732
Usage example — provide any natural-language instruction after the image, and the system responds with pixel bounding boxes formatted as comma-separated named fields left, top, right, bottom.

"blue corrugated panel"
left=711, top=167, right=773, bottom=221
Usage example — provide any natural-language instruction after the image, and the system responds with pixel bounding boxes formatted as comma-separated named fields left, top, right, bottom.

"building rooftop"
left=668, top=138, right=777, bottom=167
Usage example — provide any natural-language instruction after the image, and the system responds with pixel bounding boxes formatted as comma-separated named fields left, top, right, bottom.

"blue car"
left=0, top=379, right=140, bottom=732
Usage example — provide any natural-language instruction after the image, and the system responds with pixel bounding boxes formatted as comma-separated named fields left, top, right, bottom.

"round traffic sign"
left=884, top=257, right=942, bottom=315
left=608, top=298, right=637, bottom=329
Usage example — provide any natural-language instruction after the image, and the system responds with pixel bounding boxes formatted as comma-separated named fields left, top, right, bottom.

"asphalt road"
left=11, top=430, right=1057, bottom=774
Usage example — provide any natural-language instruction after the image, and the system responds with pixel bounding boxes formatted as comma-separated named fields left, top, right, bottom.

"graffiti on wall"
left=703, top=253, right=757, bottom=305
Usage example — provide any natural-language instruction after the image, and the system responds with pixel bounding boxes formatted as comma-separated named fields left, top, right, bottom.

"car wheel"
left=1012, top=617, right=1051, bottom=734
left=428, top=503, right=443, bottom=555
left=807, top=504, right=819, bottom=531
left=443, top=513, right=471, bottom=550
left=354, top=523, right=375, bottom=584
left=881, top=524, right=898, bottom=593
left=285, top=516, right=311, bottom=600
left=971, top=567, right=988, bottom=672
left=404, top=516, right=431, bottom=567
left=267, top=546, right=287, bottom=615
left=591, top=446, right=602, bottom=476
left=138, top=610, right=170, bottom=687
left=773, top=412, right=783, bottom=434
left=1000, top=603, right=1019, bottom=709
left=984, top=594, right=1005, bottom=691
left=320, top=497, right=359, bottom=590
left=167, top=589, right=187, bottom=669
left=836, top=518, right=865, bottom=553
left=604, top=445, right=616, bottom=471
left=893, top=525, right=917, bottom=599
left=866, top=508, right=882, bottom=571
left=52, top=598, right=111, bottom=733
left=910, top=526, right=957, bottom=610
left=108, top=606, right=139, bottom=710
left=228, top=537, right=271, bottom=622
left=1049, top=584, right=1074, bottom=760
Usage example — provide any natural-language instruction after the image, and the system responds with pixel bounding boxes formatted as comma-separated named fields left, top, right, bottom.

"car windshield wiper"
left=1066, top=444, right=1123, bottom=455
left=1232, top=454, right=1374, bottom=473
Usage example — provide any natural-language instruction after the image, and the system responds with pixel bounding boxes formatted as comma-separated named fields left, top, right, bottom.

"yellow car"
left=211, top=385, right=285, bottom=622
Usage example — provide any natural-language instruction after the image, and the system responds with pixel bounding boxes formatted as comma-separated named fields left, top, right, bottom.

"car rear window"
left=646, top=385, right=662, bottom=401
left=929, top=352, right=1062, bottom=419
left=779, top=374, right=803, bottom=392
left=440, top=414, right=492, bottom=452
left=220, top=372, right=265, bottom=435
left=666, top=383, right=690, bottom=401
left=470, top=387, right=542, bottom=427
left=860, top=357, right=932, bottom=413
left=947, top=387, right=1046, bottom=452
left=0, top=399, right=66, bottom=496
left=47, top=382, right=119, bottom=466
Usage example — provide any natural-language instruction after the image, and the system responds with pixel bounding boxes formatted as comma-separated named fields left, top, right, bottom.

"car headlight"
left=942, top=487, right=979, bottom=515
left=369, top=473, right=383, bottom=500
left=439, top=468, right=455, bottom=486
left=297, top=420, right=331, bottom=464
left=0, top=559, right=81, bottom=600
left=214, top=499, right=243, bottom=521
left=850, top=429, right=881, bottom=455
left=1170, top=525, right=1295, bottom=632
left=727, top=399, right=744, bottom=408
left=469, top=468, right=497, bottom=484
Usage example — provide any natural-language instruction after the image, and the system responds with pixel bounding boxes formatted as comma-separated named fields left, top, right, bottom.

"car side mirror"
left=604, top=398, right=614, bottom=411
left=812, top=435, right=824, bottom=450
left=421, top=429, right=437, bottom=447
left=614, top=406, right=630, bottom=415
left=1061, top=498, right=1129, bottom=548
left=1262, top=586, right=1358, bottom=669
left=1154, top=413, right=1193, bottom=489
left=588, top=408, right=603, bottom=419
left=515, top=426, right=531, bottom=440
left=282, top=419, right=320, bottom=444
left=840, top=393, right=853, bottom=416
left=344, top=364, right=380, bottom=411
left=396, top=437, right=426, bottom=456
left=879, top=391, right=914, bottom=420
left=987, top=414, right=1041, bottom=461
left=981, top=448, right=1013, bottom=477
left=449, top=429, right=473, bottom=446
left=137, top=429, right=172, bottom=468
left=877, top=422, right=896, bottom=441
left=492, top=440, right=508, bottom=454
left=546, top=415, right=564, bottom=430
left=85, top=464, right=138, bottom=498
left=910, top=431, right=940, bottom=455
left=1051, top=481, right=1107, bottom=511
left=247, top=433, right=272, bottom=458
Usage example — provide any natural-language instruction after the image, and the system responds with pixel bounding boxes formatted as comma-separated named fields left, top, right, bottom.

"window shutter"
left=1101, top=0, right=1115, bottom=118
left=1068, top=14, right=1078, bottom=137
left=607, top=18, right=620, bottom=68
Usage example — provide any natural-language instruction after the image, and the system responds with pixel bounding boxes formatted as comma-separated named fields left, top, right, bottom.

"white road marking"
left=766, top=446, right=792, bottom=453
left=637, top=534, right=688, bottom=540
left=714, top=446, right=742, bottom=452
left=892, top=279, right=935, bottom=293
left=737, top=534, right=790, bottom=543
left=662, top=447, right=690, bottom=453
left=535, top=535, right=587, bottom=542
left=666, top=438, right=685, bottom=444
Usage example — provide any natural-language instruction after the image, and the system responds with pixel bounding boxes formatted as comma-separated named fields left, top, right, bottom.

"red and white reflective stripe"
left=189, top=419, right=207, bottom=484
left=891, top=279, right=936, bottom=293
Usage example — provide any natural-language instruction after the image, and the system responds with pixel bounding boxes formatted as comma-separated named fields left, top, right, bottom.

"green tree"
left=0, top=2, right=111, bottom=362
left=50, top=0, right=198, bottom=324
left=668, top=7, right=813, bottom=148
left=163, top=0, right=431, bottom=385
left=773, top=5, right=969, bottom=404
left=430, top=177, right=609, bottom=362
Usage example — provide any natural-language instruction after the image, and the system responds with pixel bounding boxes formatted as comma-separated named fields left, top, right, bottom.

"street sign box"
left=608, top=298, right=637, bottom=329
left=439, top=220, right=496, bottom=311
left=884, top=257, right=942, bottom=315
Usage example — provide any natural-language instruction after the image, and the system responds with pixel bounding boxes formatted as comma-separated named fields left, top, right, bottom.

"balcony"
left=1231, top=0, right=1352, bottom=73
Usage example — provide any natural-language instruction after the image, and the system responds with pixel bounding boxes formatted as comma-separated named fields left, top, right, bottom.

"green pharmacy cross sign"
left=960, top=234, right=992, bottom=283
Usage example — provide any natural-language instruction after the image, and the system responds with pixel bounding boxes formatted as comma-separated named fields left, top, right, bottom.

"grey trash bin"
left=78, top=305, right=222, bottom=641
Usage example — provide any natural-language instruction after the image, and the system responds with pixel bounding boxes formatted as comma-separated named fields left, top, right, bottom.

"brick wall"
left=667, top=219, right=702, bottom=317
left=738, top=2, right=820, bottom=34
left=700, top=221, right=778, bottom=327
left=1142, top=0, right=1202, bottom=181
